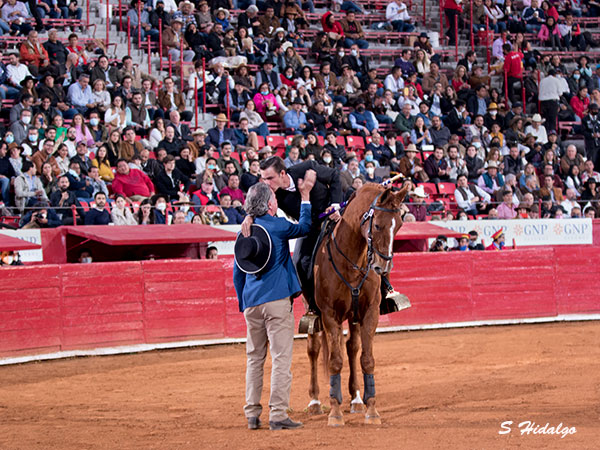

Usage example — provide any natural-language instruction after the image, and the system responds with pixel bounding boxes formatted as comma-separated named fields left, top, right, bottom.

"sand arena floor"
left=0, top=321, right=598, bottom=450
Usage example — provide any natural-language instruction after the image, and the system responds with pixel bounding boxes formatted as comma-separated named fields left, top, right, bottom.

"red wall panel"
left=2, top=248, right=600, bottom=361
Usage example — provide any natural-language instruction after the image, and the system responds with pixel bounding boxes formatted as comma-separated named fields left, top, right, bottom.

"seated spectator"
left=349, top=99, right=378, bottom=135
left=241, top=158, right=260, bottom=193
left=20, top=202, right=62, bottom=229
left=2, top=0, right=34, bottom=36
left=445, top=145, right=468, bottom=183
left=112, top=159, right=155, bottom=202
left=14, top=161, right=48, bottom=213
left=477, top=161, right=505, bottom=195
left=524, top=114, right=548, bottom=145
left=398, top=144, right=426, bottom=182
left=10, top=109, right=32, bottom=146
left=192, top=175, right=220, bottom=208
left=239, top=100, right=269, bottom=137
left=155, top=155, right=190, bottom=201
left=120, top=126, right=144, bottom=161
left=49, top=175, right=84, bottom=225
left=151, top=194, right=170, bottom=224
left=424, top=147, right=449, bottom=183
left=386, top=0, right=414, bottom=32
left=561, top=189, right=580, bottom=217
left=363, top=160, right=382, bottom=183
left=158, top=76, right=192, bottom=122
left=19, top=31, right=50, bottom=78
left=539, top=173, right=564, bottom=204
left=206, top=114, right=238, bottom=149
left=581, top=160, right=600, bottom=184
left=283, top=98, right=308, bottom=134
left=497, top=189, right=518, bottom=219
left=67, top=74, right=96, bottom=115
left=65, top=160, right=93, bottom=201
left=162, top=18, right=194, bottom=62
left=429, top=115, right=451, bottom=148
left=84, top=192, right=111, bottom=225
left=87, top=166, right=109, bottom=198
left=31, top=139, right=60, bottom=176
left=340, top=11, right=367, bottom=49
left=406, top=185, right=428, bottom=221
left=284, top=146, right=302, bottom=168
left=455, top=174, right=490, bottom=216
left=560, top=144, right=585, bottom=177
left=219, top=192, right=244, bottom=224
left=135, top=198, right=154, bottom=225
left=92, top=146, right=115, bottom=183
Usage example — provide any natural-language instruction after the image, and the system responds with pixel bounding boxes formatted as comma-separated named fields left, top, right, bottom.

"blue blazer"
left=233, top=203, right=312, bottom=312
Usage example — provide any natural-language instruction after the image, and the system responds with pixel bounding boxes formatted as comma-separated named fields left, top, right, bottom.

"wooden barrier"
left=1, top=247, right=600, bottom=361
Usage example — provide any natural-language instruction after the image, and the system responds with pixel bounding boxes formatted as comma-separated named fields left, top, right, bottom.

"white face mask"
left=156, top=202, right=167, bottom=212
left=338, top=51, right=345, bottom=57
left=366, top=167, right=375, bottom=175
left=22, top=116, right=31, bottom=124
left=490, top=110, right=497, bottom=116
left=323, top=156, right=332, bottom=164
left=181, top=205, right=190, bottom=213
left=81, top=257, right=92, bottom=264
left=351, top=49, right=358, bottom=57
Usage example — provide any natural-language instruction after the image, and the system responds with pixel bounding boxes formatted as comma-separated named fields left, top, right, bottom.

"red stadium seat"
left=131, top=201, right=141, bottom=213
left=317, top=135, right=325, bottom=145
left=419, top=182, right=438, bottom=197
left=347, top=135, right=366, bottom=150
left=79, top=201, right=90, bottom=212
left=148, top=151, right=156, bottom=159
left=266, top=135, right=285, bottom=149
left=437, top=183, right=456, bottom=196
left=230, top=152, right=241, bottom=163
left=256, top=136, right=265, bottom=148
left=336, top=135, right=346, bottom=146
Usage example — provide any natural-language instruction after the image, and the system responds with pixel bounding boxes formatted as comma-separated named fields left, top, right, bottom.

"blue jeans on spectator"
left=0, top=19, right=10, bottom=35
left=376, top=114, right=393, bottom=124
left=297, top=0, right=315, bottom=13
left=238, top=0, right=257, bottom=8
left=525, top=23, right=541, bottom=34
left=331, top=94, right=347, bottom=105
left=60, top=7, right=83, bottom=20
left=341, top=1, right=363, bottom=13
left=251, top=123, right=270, bottom=137
left=344, top=38, right=369, bottom=49
left=0, top=176, right=10, bottom=205
left=0, top=84, right=20, bottom=100
left=391, top=20, right=414, bottom=32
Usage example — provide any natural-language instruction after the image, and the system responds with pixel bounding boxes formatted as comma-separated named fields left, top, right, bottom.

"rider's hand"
left=241, top=215, right=254, bottom=237
left=325, top=205, right=341, bottom=222
left=297, top=169, right=316, bottom=201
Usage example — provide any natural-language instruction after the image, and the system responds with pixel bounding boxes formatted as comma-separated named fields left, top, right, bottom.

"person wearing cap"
left=283, top=97, right=308, bottom=134
left=524, top=113, right=548, bottom=145
left=582, top=102, right=600, bottom=168
left=234, top=180, right=314, bottom=431
left=386, top=0, right=414, bottom=32
left=451, top=234, right=471, bottom=252
left=162, top=17, right=195, bottom=63
left=486, top=229, right=506, bottom=251
left=477, top=160, right=505, bottom=195
left=483, top=102, right=503, bottom=130
left=255, top=59, right=281, bottom=93
left=205, top=113, right=237, bottom=150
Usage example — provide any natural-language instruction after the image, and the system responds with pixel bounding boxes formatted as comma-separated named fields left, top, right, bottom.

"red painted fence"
left=1, top=248, right=600, bottom=359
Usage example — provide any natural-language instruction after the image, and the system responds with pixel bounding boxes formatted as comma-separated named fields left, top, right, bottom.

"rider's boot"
left=379, top=275, right=411, bottom=315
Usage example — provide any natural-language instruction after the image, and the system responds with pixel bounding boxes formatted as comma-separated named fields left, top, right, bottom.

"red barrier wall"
left=1, top=248, right=600, bottom=359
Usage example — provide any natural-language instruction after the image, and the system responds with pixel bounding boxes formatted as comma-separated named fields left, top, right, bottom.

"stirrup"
left=298, top=311, right=322, bottom=334
left=380, top=291, right=412, bottom=315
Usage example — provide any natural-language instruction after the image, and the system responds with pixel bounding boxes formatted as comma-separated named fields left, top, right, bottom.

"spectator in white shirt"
left=455, top=174, right=490, bottom=216
left=524, top=113, right=548, bottom=144
left=386, top=0, right=414, bottom=32
left=6, top=53, right=32, bottom=88
left=384, top=66, right=404, bottom=97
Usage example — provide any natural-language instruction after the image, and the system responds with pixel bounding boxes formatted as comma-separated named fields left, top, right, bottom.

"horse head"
left=357, top=184, right=409, bottom=276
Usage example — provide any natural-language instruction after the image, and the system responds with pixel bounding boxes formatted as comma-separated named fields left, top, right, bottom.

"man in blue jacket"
left=233, top=173, right=315, bottom=431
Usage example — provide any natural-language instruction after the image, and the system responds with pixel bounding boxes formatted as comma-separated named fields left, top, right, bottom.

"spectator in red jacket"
left=444, top=0, right=463, bottom=46
left=503, top=43, right=524, bottom=104
left=321, top=11, right=344, bottom=47
left=570, top=86, right=590, bottom=120
left=111, top=159, right=155, bottom=202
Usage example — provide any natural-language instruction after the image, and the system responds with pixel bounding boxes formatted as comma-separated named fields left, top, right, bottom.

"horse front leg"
left=360, top=305, right=381, bottom=425
left=306, top=332, right=324, bottom=414
left=323, top=313, right=345, bottom=427
left=346, top=322, right=365, bottom=413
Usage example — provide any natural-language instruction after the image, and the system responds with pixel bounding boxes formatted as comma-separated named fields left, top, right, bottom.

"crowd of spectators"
left=1, top=0, right=600, bottom=231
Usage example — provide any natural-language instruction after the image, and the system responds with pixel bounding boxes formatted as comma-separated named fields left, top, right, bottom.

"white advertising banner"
left=0, top=229, right=44, bottom=262
left=431, top=219, right=593, bottom=246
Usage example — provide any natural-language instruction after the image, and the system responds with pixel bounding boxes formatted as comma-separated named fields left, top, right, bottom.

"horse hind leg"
left=306, top=332, right=324, bottom=415
left=361, top=308, right=381, bottom=425
left=346, top=322, right=365, bottom=414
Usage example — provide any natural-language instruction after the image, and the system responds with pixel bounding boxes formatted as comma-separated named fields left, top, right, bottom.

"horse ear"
left=377, top=186, right=393, bottom=205
left=394, top=185, right=410, bottom=204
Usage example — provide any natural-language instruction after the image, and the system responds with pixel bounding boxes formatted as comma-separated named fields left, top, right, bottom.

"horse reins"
left=326, top=192, right=402, bottom=325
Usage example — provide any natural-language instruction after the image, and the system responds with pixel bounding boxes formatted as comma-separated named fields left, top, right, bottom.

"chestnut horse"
left=307, top=183, right=408, bottom=426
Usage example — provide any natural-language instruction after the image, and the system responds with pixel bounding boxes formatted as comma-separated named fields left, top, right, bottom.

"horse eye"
left=374, top=224, right=381, bottom=231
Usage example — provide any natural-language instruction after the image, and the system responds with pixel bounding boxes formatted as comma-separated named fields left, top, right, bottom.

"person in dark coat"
left=154, top=155, right=190, bottom=201
left=84, top=192, right=111, bottom=225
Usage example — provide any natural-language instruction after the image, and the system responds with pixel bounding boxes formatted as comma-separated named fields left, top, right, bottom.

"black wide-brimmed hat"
left=234, top=224, right=272, bottom=274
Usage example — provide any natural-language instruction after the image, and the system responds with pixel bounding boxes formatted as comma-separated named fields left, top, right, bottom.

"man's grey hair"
left=244, top=183, right=272, bottom=217
left=505, top=173, right=516, bottom=183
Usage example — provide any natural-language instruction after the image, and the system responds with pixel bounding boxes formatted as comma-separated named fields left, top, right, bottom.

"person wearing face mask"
left=151, top=194, right=170, bottom=225
left=358, top=149, right=380, bottom=175
left=342, top=44, right=369, bottom=76
left=363, top=160, right=381, bottom=183
left=483, top=102, right=504, bottom=130
left=452, top=234, right=471, bottom=252
left=349, top=99, right=378, bottom=136
left=9, top=110, right=32, bottom=146
left=0, top=251, right=24, bottom=266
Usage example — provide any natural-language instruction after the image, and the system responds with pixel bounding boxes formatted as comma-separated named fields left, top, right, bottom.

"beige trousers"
left=243, top=297, right=294, bottom=422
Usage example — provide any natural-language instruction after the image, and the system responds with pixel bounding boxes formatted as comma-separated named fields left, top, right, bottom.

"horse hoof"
left=365, top=415, right=381, bottom=425
left=328, top=415, right=345, bottom=427
left=307, top=403, right=323, bottom=415
left=350, top=402, right=366, bottom=414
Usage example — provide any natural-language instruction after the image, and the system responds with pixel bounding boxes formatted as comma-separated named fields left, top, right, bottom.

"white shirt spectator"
left=524, top=124, right=548, bottom=144
left=384, top=73, right=404, bottom=94
left=538, top=74, right=563, bottom=101
left=6, top=63, right=31, bottom=86
left=386, top=0, right=410, bottom=22
left=455, top=183, right=491, bottom=210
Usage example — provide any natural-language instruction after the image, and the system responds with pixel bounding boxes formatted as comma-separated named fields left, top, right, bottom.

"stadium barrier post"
left=159, top=19, right=163, bottom=72
left=106, top=0, right=110, bottom=49
left=439, top=3, right=443, bottom=43
left=422, top=0, right=426, bottom=26
left=504, top=68, right=508, bottom=104
left=195, top=78, right=198, bottom=128
left=180, top=35, right=184, bottom=94
left=119, top=0, right=122, bottom=32
left=470, top=0, right=474, bottom=52
left=226, top=76, right=230, bottom=126
left=127, top=16, right=131, bottom=56
left=202, top=57, right=206, bottom=115
left=522, top=85, right=526, bottom=113
left=485, top=16, right=490, bottom=72
left=168, top=53, right=172, bottom=78
left=537, top=70, right=541, bottom=113
left=147, top=36, right=151, bottom=75
left=137, top=0, right=142, bottom=51
left=86, top=0, right=90, bottom=27
left=454, top=15, right=458, bottom=62
left=71, top=205, right=77, bottom=226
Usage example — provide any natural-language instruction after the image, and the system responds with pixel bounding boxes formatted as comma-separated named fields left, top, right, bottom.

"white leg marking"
left=308, top=399, right=322, bottom=407
left=351, top=390, right=364, bottom=405
left=387, top=218, right=396, bottom=272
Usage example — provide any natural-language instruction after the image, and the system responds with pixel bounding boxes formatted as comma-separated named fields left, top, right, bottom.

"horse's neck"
left=334, top=217, right=368, bottom=265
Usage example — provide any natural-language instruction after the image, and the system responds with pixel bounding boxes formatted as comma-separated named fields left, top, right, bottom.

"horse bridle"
left=326, top=192, right=402, bottom=324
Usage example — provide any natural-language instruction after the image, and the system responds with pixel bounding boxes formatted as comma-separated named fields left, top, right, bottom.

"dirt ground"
left=0, top=321, right=598, bottom=450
